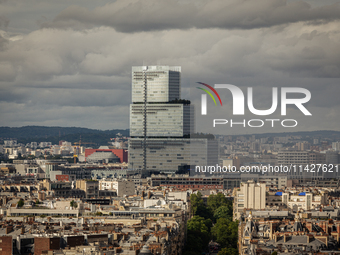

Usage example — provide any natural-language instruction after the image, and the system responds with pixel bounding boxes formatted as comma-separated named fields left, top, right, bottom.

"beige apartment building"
left=76, top=180, right=99, bottom=198
left=278, top=150, right=326, bottom=165
left=281, top=191, right=327, bottom=211
left=233, top=180, right=266, bottom=220
left=99, top=180, right=135, bottom=197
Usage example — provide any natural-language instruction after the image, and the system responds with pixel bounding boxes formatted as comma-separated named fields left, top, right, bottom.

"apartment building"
left=76, top=180, right=99, bottom=199
left=278, top=150, right=326, bottom=165
left=281, top=191, right=328, bottom=211
left=233, top=180, right=266, bottom=220
left=99, top=180, right=135, bottom=197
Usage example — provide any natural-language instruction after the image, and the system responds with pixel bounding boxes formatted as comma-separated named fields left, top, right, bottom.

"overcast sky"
left=0, top=0, right=339, bottom=135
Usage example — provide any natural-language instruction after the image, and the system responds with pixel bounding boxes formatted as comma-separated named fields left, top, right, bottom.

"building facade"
left=131, top=66, right=181, bottom=103
left=233, top=181, right=266, bottom=220
left=129, top=138, right=217, bottom=173
left=99, top=180, right=135, bottom=197
left=130, top=104, right=193, bottom=137
left=128, top=65, right=217, bottom=174
left=76, top=180, right=99, bottom=199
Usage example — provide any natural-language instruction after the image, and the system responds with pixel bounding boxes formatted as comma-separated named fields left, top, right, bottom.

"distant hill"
left=0, top=126, right=339, bottom=147
left=0, top=126, right=129, bottom=146
left=216, top=130, right=340, bottom=142
left=227, top=130, right=340, bottom=138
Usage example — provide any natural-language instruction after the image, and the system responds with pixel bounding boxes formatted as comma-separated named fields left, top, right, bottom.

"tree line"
left=184, top=192, right=238, bottom=255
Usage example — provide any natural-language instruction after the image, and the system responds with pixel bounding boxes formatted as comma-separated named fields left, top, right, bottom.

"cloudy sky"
left=0, top=0, right=339, bottom=135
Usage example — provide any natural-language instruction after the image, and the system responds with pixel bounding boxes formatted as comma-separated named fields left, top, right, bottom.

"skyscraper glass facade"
left=128, top=65, right=217, bottom=173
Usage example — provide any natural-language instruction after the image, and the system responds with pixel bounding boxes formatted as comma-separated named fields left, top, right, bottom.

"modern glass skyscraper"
left=128, top=65, right=217, bottom=174
left=130, top=66, right=193, bottom=138
left=130, top=104, right=193, bottom=137
left=131, top=66, right=181, bottom=103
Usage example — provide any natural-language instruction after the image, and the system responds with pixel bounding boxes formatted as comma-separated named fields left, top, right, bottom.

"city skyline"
left=0, top=0, right=340, bottom=135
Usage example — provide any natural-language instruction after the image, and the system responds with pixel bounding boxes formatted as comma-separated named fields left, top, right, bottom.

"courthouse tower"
left=128, top=66, right=217, bottom=174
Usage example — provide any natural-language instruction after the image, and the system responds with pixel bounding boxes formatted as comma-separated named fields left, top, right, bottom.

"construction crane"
left=72, top=136, right=95, bottom=164
left=73, top=154, right=78, bottom=164
left=73, top=136, right=95, bottom=147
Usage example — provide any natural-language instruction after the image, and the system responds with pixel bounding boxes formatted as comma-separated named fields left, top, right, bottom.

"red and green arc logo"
left=196, top=82, right=223, bottom=106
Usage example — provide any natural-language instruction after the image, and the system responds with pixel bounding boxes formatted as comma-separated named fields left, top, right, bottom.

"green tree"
left=207, top=193, right=229, bottom=214
left=185, top=216, right=212, bottom=255
left=218, top=247, right=238, bottom=255
left=187, top=215, right=212, bottom=235
left=17, top=199, right=24, bottom=207
left=183, top=251, right=199, bottom=255
left=190, top=192, right=204, bottom=215
left=185, top=192, right=237, bottom=255
left=196, top=204, right=214, bottom=219
left=213, top=205, right=233, bottom=221
left=190, top=192, right=213, bottom=219
left=212, top=218, right=238, bottom=249
left=70, top=200, right=78, bottom=209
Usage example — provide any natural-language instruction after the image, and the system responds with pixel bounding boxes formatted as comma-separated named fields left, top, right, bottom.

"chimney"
left=325, top=222, right=329, bottom=234
left=6, top=225, right=13, bottom=234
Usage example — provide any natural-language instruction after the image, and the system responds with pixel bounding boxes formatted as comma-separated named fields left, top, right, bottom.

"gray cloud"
left=0, top=1, right=339, bottom=134
left=41, top=0, right=340, bottom=32
left=0, top=16, right=9, bottom=30
left=0, top=101, right=129, bottom=130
